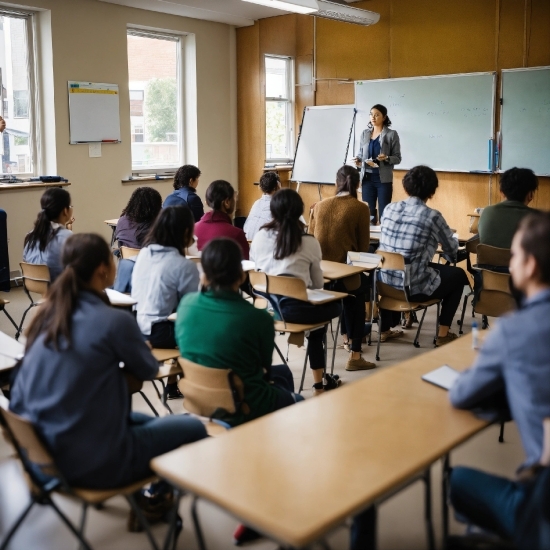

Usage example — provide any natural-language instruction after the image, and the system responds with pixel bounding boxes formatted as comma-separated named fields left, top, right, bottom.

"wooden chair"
left=457, top=235, right=480, bottom=334
left=0, top=401, right=174, bottom=550
left=120, top=246, right=140, bottom=259
left=375, top=251, right=441, bottom=361
left=16, top=262, right=50, bottom=340
left=0, top=297, right=18, bottom=333
left=249, top=271, right=346, bottom=393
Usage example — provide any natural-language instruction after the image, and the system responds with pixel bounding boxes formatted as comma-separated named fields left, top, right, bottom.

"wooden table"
left=320, top=260, right=372, bottom=281
left=152, top=333, right=487, bottom=550
left=0, top=331, right=24, bottom=373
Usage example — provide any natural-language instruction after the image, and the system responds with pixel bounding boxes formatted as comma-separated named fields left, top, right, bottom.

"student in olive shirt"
left=478, top=167, right=538, bottom=250
left=175, top=237, right=303, bottom=427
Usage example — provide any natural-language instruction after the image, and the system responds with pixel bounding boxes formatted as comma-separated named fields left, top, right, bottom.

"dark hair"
left=25, top=233, right=111, bottom=350
left=499, top=167, right=539, bottom=203
left=205, top=180, right=235, bottom=211
left=144, top=205, right=194, bottom=253
left=517, top=212, right=550, bottom=285
left=24, top=188, right=71, bottom=252
left=121, top=186, right=162, bottom=223
left=402, top=165, right=439, bottom=201
left=259, top=171, right=280, bottom=194
left=173, top=165, right=201, bottom=190
left=368, top=104, right=392, bottom=128
left=263, top=189, right=305, bottom=260
left=336, top=165, right=359, bottom=199
left=201, top=237, right=243, bottom=291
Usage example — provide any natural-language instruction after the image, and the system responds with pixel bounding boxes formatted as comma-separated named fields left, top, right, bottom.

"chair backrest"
left=120, top=246, right=140, bottom=260
left=465, top=235, right=480, bottom=255
left=469, top=214, right=480, bottom=234
left=378, top=250, right=406, bottom=272
left=476, top=244, right=511, bottom=268
left=178, top=357, right=246, bottom=418
left=265, top=274, right=308, bottom=302
left=375, top=251, right=412, bottom=308
left=475, top=269, right=516, bottom=318
left=19, top=262, right=50, bottom=297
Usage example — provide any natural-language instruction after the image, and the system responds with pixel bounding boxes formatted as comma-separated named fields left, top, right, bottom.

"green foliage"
left=266, top=101, right=288, bottom=159
left=145, top=78, right=177, bottom=142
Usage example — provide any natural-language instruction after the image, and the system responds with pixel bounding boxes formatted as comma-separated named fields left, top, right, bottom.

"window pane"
left=127, top=33, right=180, bottom=170
left=0, top=16, right=32, bottom=175
left=266, top=57, right=288, bottom=99
left=266, top=101, right=289, bottom=160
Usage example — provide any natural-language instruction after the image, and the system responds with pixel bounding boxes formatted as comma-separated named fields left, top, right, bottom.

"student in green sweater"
left=478, top=167, right=538, bottom=250
left=175, top=237, right=304, bottom=427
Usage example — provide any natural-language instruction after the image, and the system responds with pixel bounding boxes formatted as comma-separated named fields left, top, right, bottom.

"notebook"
left=421, top=365, right=460, bottom=390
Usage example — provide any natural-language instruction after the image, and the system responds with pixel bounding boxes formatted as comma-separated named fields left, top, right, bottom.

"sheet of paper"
left=421, top=365, right=460, bottom=390
left=242, top=260, right=256, bottom=272
left=105, top=288, right=137, bottom=305
left=347, top=252, right=382, bottom=268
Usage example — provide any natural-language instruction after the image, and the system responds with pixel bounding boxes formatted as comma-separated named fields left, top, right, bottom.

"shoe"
left=128, top=485, right=175, bottom=532
left=402, top=312, right=414, bottom=329
left=233, top=524, right=262, bottom=545
left=312, top=383, right=325, bottom=396
left=337, top=340, right=351, bottom=352
left=346, top=356, right=376, bottom=371
left=323, top=373, right=341, bottom=391
left=435, top=331, right=459, bottom=347
left=379, top=329, right=404, bottom=342
left=166, top=383, right=183, bottom=400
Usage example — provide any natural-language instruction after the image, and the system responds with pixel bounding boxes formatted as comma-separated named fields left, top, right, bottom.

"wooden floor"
left=0, top=285, right=524, bottom=550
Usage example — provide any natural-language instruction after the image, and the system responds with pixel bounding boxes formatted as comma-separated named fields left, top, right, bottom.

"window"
left=265, top=55, right=293, bottom=162
left=127, top=30, right=181, bottom=172
left=0, top=11, right=36, bottom=176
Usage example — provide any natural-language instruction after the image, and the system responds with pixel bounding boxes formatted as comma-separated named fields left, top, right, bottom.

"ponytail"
left=24, top=188, right=71, bottom=252
left=25, top=234, right=111, bottom=351
left=336, top=165, right=359, bottom=198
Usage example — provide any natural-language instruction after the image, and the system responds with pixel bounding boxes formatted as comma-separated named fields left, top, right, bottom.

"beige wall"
left=1, top=0, right=237, bottom=271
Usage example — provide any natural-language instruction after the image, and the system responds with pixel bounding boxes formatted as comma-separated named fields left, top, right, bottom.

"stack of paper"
left=347, top=252, right=382, bottom=269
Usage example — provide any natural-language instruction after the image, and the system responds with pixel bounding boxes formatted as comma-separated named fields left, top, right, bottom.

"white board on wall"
left=68, top=81, right=121, bottom=144
left=500, top=66, right=550, bottom=176
left=355, top=72, right=496, bottom=173
left=291, top=105, right=356, bottom=185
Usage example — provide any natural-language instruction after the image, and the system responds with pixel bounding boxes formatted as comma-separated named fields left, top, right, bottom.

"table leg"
left=191, top=496, right=208, bottom=550
left=423, top=469, right=436, bottom=550
left=330, top=309, right=342, bottom=376
left=442, top=454, right=451, bottom=550
left=162, top=489, right=182, bottom=550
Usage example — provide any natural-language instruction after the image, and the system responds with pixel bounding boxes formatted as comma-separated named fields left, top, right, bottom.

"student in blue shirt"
left=23, top=188, right=74, bottom=281
left=163, top=164, right=204, bottom=222
left=10, top=233, right=207, bottom=491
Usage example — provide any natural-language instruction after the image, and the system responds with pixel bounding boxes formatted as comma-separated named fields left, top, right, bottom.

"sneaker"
left=435, top=331, right=459, bottom=347
left=312, top=383, right=325, bottom=396
left=379, top=329, right=404, bottom=342
left=166, top=383, right=183, bottom=400
left=337, top=341, right=351, bottom=352
left=346, top=356, right=376, bottom=371
left=127, top=486, right=175, bottom=532
left=233, top=524, right=262, bottom=545
left=402, top=312, right=415, bottom=329
left=323, top=373, right=341, bottom=391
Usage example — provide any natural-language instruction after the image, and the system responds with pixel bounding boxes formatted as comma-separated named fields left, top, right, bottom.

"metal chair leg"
left=423, top=469, right=436, bottom=550
left=499, top=422, right=505, bottom=443
left=298, top=339, right=311, bottom=394
left=161, top=489, right=182, bottom=550
left=126, top=493, right=161, bottom=550
left=48, top=498, right=94, bottom=550
left=442, top=455, right=451, bottom=550
left=77, top=503, right=89, bottom=550
left=0, top=500, right=35, bottom=550
left=15, top=303, right=35, bottom=340
left=191, top=496, right=208, bottom=550
left=375, top=310, right=382, bottom=361
left=433, top=302, right=441, bottom=346
left=274, top=343, right=290, bottom=369
left=413, top=308, right=428, bottom=348
left=1, top=306, right=18, bottom=332
left=139, top=391, right=160, bottom=417
left=458, top=294, right=468, bottom=335
left=330, top=313, right=342, bottom=376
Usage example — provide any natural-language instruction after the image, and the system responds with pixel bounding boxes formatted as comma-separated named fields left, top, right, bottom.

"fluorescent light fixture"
left=242, top=0, right=319, bottom=15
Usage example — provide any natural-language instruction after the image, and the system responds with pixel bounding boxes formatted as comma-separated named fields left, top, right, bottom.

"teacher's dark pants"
left=362, top=178, right=393, bottom=224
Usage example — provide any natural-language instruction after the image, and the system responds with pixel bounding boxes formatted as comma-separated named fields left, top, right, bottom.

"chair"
left=0, top=297, right=18, bottom=333
left=0, top=401, right=176, bottom=550
left=457, top=236, right=480, bottom=334
left=120, top=246, right=140, bottom=259
left=249, top=271, right=345, bottom=393
left=16, top=263, right=50, bottom=340
left=375, top=251, right=441, bottom=361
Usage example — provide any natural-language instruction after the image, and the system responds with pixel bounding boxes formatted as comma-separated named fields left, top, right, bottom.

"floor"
left=0, top=285, right=524, bottom=550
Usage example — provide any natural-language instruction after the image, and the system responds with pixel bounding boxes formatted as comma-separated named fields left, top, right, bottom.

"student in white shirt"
left=23, top=188, right=74, bottom=281
left=243, top=171, right=281, bottom=241
left=251, top=188, right=342, bottom=395
left=131, top=205, right=200, bottom=397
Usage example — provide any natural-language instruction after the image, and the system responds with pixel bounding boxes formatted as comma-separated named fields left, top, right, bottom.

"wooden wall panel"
left=498, top=0, right=526, bottom=69
left=529, top=0, right=550, bottom=67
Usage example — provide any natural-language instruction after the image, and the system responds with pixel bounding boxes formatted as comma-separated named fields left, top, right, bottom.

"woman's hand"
left=354, top=157, right=362, bottom=167
left=66, top=217, right=75, bottom=230
left=377, top=154, right=388, bottom=162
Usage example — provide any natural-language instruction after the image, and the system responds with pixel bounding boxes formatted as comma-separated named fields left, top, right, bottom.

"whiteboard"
left=500, top=67, right=550, bottom=176
left=291, top=105, right=356, bottom=185
left=68, top=81, right=121, bottom=144
left=355, top=73, right=496, bottom=173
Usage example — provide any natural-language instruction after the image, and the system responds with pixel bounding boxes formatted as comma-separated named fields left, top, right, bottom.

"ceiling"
left=98, top=0, right=305, bottom=27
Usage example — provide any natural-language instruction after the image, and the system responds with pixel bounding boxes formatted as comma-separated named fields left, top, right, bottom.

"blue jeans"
left=362, top=179, right=393, bottom=224
left=450, top=466, right=529, bottom=540
left=270, top=364, right=305, bottom=409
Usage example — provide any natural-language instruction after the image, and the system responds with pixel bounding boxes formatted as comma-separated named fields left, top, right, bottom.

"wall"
left=0, top=0, right=237, bottom=271
left=236, top=0, right=550, bottom=236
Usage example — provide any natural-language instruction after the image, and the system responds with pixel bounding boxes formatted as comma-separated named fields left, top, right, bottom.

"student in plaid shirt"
left=378, top=166, right=469, bottom=346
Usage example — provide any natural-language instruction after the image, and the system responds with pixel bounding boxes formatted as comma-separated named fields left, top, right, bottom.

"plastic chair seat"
left=378, top=297, right=440, bottom=312
left=274, top=321, right=328, bottom=333
left=70, top=477, right=157, bottom=505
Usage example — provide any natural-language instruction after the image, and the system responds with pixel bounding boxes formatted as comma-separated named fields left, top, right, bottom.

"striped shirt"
left=378, top=196, right=458, bottom=296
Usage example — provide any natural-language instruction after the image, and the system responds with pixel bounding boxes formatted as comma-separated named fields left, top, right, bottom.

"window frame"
left=0, top=8, right=39, bottom=178
left=264, top=54, right=294, bottom=164
left=127, top=28, right=184, bottom=176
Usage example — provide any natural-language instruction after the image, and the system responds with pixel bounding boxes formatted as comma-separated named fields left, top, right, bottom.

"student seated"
left=163, top=164, right=204, bottom=222
left=309, top=166, right=375, bottom=370
left=10, top=233, right=207, bottom=492
left=251, top=188, right=342, bottom=394
left=194, top=179, right=249, bottom=259
left=448, top=212, right=550, bottom=543
left=23, top=188, right=74, bottom=281
left=243, top=171, right=281, bottom=241
left=378, top=166, right=468, bottom=346
left=115, top=186, right=162, bottom=249
left=176, top=237, right=303, bottom=426
left=478, top=167, right=538, bottom=249
left=131, top=206, right=200, bottom=397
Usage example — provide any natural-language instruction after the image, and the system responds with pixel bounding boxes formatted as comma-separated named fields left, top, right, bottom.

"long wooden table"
left=152, top=333, right=488, bottom=549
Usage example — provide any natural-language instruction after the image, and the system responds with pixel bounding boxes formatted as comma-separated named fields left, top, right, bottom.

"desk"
left=104, top=218, right=119, bottom=247
left=0, top=331, right=24, bottom=372
left=320, top=260, right=370, bottom=281
left=152, top=333, right=487, bottom=550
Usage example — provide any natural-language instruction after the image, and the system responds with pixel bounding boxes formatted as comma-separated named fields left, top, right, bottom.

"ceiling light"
left=242, top=0, right=319, bottom=15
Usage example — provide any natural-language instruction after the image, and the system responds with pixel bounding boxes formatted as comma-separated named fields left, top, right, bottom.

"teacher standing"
left=355, top=104, right=401, bottom=224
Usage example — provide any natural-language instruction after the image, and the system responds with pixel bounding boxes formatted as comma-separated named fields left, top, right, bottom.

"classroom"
left=0, top=0, right=549, bottom=549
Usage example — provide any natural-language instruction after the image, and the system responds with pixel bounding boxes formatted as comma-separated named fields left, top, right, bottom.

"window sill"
left=122, top=176, right=174, bottom=184
left=0, top=181, right=71, bottom=191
